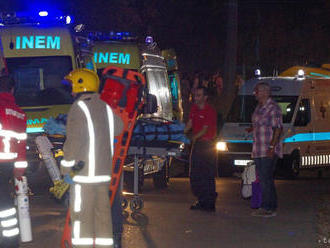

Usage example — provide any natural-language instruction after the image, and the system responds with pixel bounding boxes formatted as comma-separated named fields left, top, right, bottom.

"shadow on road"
left=123, top=211, right=158, bottom=248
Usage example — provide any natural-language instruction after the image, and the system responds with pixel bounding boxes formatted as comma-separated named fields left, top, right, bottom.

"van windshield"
left=6, top=56, right=74, bottom=107
left=226, top=95, right=298, bottom=123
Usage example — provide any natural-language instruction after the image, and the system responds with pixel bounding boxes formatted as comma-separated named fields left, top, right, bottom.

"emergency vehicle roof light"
left=66, top=15, right=72, bottom=24
left=255, top=69, right=261, bottom=78
left=87, top=31, right=136, bottom=41
left=0, top=11, right=73, bottom=25
left=38, top=11, right=48, bottom=17
left=145, top=36, right=153, bottom=44
left=297, top=69, right=305, bottom=80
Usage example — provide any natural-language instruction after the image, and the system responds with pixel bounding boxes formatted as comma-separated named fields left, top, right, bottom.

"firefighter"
left=61, top=69, right=123, bottom=248
left=0, top=75, right=27, bottom=247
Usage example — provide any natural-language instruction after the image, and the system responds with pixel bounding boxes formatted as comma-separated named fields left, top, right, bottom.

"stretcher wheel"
left=122, top=197, right=128, bottom=209
left=129, top=196, right=143, bottom=212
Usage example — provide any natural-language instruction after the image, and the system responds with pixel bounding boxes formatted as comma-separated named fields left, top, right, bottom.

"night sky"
left=1, top=0, right=330, bottom=77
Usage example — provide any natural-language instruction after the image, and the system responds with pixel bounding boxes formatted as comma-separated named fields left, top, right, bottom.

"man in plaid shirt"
left=251, top=82, right=282, bottom=217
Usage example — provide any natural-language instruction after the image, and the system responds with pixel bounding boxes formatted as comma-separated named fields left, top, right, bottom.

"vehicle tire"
left=286, top=154, right=300, bottom=179
left=153, top=158, right=170, bottom=189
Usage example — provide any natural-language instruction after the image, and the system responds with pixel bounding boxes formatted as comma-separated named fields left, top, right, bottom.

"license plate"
left=234, top=159, right=253, bottom=166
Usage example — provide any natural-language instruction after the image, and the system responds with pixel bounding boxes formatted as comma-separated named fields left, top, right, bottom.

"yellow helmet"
left=64, top=68, right=100, bottom=93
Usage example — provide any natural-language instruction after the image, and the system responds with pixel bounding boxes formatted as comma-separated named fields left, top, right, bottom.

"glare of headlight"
left=297, top=69, right=305, bottom=80
left=298, top=69, right=304, bottom=77
left=216, top=141, right=227, bottom=151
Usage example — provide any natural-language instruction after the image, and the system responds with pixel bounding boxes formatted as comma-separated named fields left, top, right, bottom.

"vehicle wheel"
left=286, top=154, right=300, bottom=179
left=153, top=159, right=169, bottom=189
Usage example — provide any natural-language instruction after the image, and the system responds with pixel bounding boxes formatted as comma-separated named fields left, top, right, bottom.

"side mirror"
left=143, top=93, right=158, bottom=114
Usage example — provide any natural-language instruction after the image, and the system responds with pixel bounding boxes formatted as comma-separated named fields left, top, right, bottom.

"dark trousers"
left=189, top=141, right=217, bottom=207
left=0, top=164, right=20, bottom=248
left=254, top=157, right=278, bottom=211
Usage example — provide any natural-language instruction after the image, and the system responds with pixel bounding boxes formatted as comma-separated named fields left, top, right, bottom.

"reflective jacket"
left=0, top=93, right=27, bottom=172
left=61, top=93, right=123, bottom=183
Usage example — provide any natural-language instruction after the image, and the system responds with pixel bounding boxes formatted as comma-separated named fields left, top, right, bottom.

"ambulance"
left=89, top=32, right=176, bottom=189
left=0, top=12, right=78, bottom=133
left=280, top=64, right=330, bottom=79
left=0, top=12, right=94, bottom=170
left=90, top=32, right=173, bottom=121
left=217, top=70, right=330, bottom=178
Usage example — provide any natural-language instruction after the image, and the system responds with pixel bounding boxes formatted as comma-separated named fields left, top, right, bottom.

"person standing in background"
left=250, top=82, right=282, bottom=218
left=185, top=86, right=217, bottom=212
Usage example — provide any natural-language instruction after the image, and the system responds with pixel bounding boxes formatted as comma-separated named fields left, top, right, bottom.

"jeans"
left=254, top=157, right=278, bottom=211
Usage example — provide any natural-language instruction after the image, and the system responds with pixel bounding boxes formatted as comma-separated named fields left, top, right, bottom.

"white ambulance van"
left=217, top=71, right=330, bottom=178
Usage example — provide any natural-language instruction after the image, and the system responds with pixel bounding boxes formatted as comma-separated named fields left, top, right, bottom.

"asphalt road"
left=20, top=171, right=330, bottom=248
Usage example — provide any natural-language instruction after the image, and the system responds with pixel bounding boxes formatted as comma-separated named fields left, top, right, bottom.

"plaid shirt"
left=252, top=98, right=283, bottom=158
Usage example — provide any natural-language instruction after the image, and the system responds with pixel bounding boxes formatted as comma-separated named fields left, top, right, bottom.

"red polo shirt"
left=189, top=103, right=217, bottom=141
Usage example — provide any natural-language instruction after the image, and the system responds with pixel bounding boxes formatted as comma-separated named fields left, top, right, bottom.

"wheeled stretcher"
left=122, top=140, right=183, bottom=212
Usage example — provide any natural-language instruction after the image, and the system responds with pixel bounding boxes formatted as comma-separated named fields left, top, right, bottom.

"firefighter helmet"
left=64, top=68, right=100, bottom=93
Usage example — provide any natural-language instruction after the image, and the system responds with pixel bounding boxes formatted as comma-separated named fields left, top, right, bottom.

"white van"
left=217, top=73, right=330, bottom=178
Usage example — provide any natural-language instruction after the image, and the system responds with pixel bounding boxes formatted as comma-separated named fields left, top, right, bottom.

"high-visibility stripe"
left=0, top=130, right=26, bottom=140
left=0, top=152, right=17, bottom=159
left=95, top=238, right=114, bottom=246
left=72, top=221, right=93, bottom=245
left=3, top=137, right=10, bottom=153
left=74, top=184, right=81, bottom=213
left=1, top=218, right=18, bottom=228
left=78, top=101, right=95, bottom=177
left=106, top=105, right=114, bottom=157
left=14, top=161, right=28, bottom=168
left=61, top=159, right=75, bottom=167
left=0, top=208, right=16, bottom=218
left=72, top=238, right=94, bottom=245
left=73, top=175, right=111, bottom=183
left=2, top=227, right=19, bottom=237
left=301, top=155, right=330, bottom=166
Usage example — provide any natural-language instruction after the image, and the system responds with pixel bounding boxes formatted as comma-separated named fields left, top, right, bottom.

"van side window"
left=294, top=99, right=311, bottom=126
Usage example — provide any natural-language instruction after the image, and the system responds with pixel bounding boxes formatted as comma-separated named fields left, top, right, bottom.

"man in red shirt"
left=184, top=86, right=217, bottom=211
left=0, top=75, right=27, bottom=247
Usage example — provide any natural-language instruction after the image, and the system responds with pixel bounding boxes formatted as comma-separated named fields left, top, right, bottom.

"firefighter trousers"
left=70, top=182, right=113, bottom=248
left=0, top=164, right=20, bottom=248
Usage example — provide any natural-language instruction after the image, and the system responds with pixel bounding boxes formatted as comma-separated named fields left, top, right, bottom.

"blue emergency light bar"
left=0, top=10, right=73, bottom=25
left=88, top=31, right=137, bottom=42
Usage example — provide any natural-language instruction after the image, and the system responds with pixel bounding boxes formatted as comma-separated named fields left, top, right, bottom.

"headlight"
left=216, top=141, right=228, bottom=151
left=179, top=143, right=185, bottom=151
